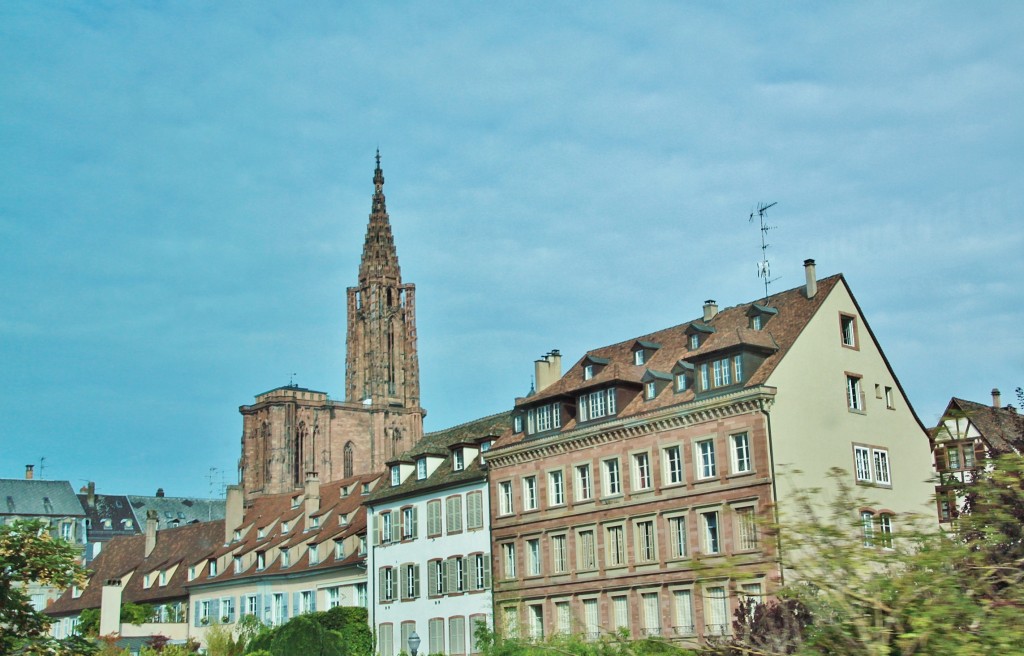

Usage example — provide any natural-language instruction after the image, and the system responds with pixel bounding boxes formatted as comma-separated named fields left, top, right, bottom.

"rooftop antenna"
left=38, top=457, right=46, bottom=479
left=749, top=202, right=781, bottom=303
left=206, top=467, right=226, bottom=498
left=289, top=372, right=297, bottom=387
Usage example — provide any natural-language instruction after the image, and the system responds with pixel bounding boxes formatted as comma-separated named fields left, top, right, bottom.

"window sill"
left=727, top=470, right=755, bottom=479
left=848, top=408, right=866, bottom=415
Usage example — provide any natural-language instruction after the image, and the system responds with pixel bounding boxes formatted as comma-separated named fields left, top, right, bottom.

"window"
left=613, top=595, right=630, bottom=631
left=633, top=452, right=652, bottom=490
left=861, top=511, right=874, bottom=547
left=556, top=601, right=571, bottom=634
left=854, top=446, right=872, bottom=482
left=453, top=448, right=465, bottom=471
left=642, top=592, right=661, bottom=636
left=578, top=389, right=617, bottom=422
left=847, top=375, right=864, bottom=411
left=673, top=590, right=694, bottom=635
left=470, top=615, right=487, bottom=653
left=603, top=459, right=621, bottom=496
left=705, top=586, right=729, bottom=636
left=697, top=439, right=716, bottom=479
left=257, top=552, right=265, bottom=570
left=675, top=373, right=687, bottom=392
left=379, top=623, right=394, bottom=656
left=548, top=471, right=564, bottom=506
left=528, top=403, right=561, bottom=434
left=299, top=590, right=314, bottom=614
left=733, top=355, right=743, bottom=383
left=401, top=623, right=416, bottom=656
left=401, top=506, right=417, bottom=540
left=873, top=449, right=891, bottom=485
left=636, top=520, right=656, bottom=562
left=854, top=445, right=891, bottom=485
left=503, top=607, right=519, bottom=639
left=702, top=511, right=720, bottom=554
left=471, top=552, right=491, bottom=589
left=575, top=464, right=592, bottom=501
left=700, top=363, right=709, bottom=390
left=885, top=386, right=894, bottom=409
left=159, top=570, right=167, bottom=586
left=447, top=557, right=465, bottom=593
left=499, top=481, right=514, bottom=515
left=429, top=618, right=445, bottom=655
left=584, top=364, right=594, bottom=380
left=634, top=349, right=645, bottom=365
left=467, top=491, right=484, bottom=529
left=606, top=525, right=626, bottom=566
left=402, top=563, right=420, bottom=599
left=428, top=559, right=446, bottom=596
left=246, top=594, right=259, bottom=616
left=427, top=499, right=442, bottom=536
left=379, top=567, right=397, bottom=602
left=645, top=381, right=657, bottom=400
left=380, top=512, right=393, bottom=544
left=878, top=513, right=894, bottom=549
left=578, top=529, right=596, bottom=569
left=280, top=549, right=290, bottom=568
left=664, top=446, right=684, bottom=484
left=712, top=358, right=732, bottom=387
left=840, top=314, right=857, bottom=348
left=690, top=334, right=700, bottom=350
left=502, top=543, right=516, bottom=578
left=514, top=415, right=523, bottom=433
left=731, top=433, right=751, bottom=473
left=751, top=314, right=763, bottom=330
left=208, top=558, right=218, bottom=577
left=273, top=592, right=287, bottom=625
left=551, top=534, right=567, bottom=573
left=390, top=466, right=401, bottom=486
left=355, top=583, right=367, bottom=607
left=449, top=616, right=467, bottom=655
left=668, top=516, right=687, bottom=558
left=446, top=496, right=463, bottom=533
left=583, top=598, right=599, bottom=640
left=736, top=507, right=758, bottom=550
left=417, top=458, right=428, bottom=480
left=528, top=604, right=544, bottom=639
left=334, top=541, right=344, bottom=560
left=523, top=476, right=538, bottom=510
left=527, top=539, right=541, bottom=576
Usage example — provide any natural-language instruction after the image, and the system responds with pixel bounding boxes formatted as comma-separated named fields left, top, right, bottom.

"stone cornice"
left=488, top=386, right=777, bottom=469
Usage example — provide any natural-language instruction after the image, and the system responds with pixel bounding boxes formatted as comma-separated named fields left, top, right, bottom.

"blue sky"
left=2, top=2, right=1021, bottom=498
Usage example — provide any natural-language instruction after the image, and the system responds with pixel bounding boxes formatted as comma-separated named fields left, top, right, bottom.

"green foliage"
left=313, top=606, right=373, bottom=656
left=120, top=601, right=154, bottom=626
left=79, top=607, right=101, bottom=636
left=475, top=626, right=695, bottom=656
left=268, top=614, right=346, bottom=656
left=206, top=623, right=246, bottom=656
left=0, top=518, right=89, bottom=655
left=242, top=607, right=369, bottom=656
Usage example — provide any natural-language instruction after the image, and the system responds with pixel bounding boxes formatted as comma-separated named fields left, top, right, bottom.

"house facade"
left=487, top=260, right=936, bottom=644
left=366, top=413, right=512, bottom=656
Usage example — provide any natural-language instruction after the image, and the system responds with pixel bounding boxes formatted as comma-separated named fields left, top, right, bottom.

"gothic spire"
left=358, top=150, right=402, bottom=286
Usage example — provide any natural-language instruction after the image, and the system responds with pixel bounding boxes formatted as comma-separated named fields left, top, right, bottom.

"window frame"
left=840, top=313, right=859, bottom=350
left=632, top=451, right=653, bottom=491
left=603, top=458, right=622, bottom=497
left=696, top=439, right=717, bottom=480
left=730, top=432, right=752, bottom=474
left=522, top=476, right=538, bottom=511
left=548, top=469, right=565, bottom=507
left=846, top=373, right=865, bottom=412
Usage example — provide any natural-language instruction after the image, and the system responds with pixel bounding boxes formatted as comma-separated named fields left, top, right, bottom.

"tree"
left=0, top=519, right=88, bottom=655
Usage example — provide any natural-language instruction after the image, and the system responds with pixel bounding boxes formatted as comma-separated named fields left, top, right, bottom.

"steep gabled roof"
left=938, top=397, right=1023, bottom=454
left=0, top=479, right=86, bottom=518
left=46, top=520, right=224, bottom=617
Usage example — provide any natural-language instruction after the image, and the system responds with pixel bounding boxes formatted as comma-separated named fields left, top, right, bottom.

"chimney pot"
left=992, top=388, right=1002, bottom=408
left=804, top=259, right=818, bottom=299
left=25, top=465, right=34, bottom=480
left=703, top=300, right=718, bottom=322
left=155, top=488, right=164, bottom=497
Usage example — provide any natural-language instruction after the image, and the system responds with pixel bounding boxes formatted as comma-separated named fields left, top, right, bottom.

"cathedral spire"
left=358, top=150, right=401, bottom=286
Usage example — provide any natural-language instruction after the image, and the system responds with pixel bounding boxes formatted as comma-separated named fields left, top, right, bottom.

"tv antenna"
left=289, top=372, right=297, bottom=387
left=749, top=202, right=781, bottom=303
left=206, top=467, right=227, bottom=498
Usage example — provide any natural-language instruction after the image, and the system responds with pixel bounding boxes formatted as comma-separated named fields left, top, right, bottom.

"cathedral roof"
left=358, top=150, right=402, bottom=286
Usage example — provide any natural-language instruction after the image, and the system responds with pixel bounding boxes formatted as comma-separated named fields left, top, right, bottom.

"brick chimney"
left=224, top=485, right=243, bottom=544
left=804, top=259, right=817, bottom=299
left=992, top=388, right=1002, bottom=408
left=25, top=465, right=33, bottom=480
left=144, top=510, right=158, bottom=557
left=534, top=350, right=563, bottom=393
left=86, top=482, right=96, bottom=508
left=703, top=300, right=718, bottom=322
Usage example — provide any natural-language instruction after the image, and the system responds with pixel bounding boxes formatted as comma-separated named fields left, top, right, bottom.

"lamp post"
left=408, top=631, right=421, bottom=656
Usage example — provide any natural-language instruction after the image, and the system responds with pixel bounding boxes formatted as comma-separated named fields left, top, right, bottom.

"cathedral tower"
left=238, top=153, right=425, bottom=499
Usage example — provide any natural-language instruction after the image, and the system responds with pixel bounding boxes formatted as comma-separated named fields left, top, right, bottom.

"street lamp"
left=408, top=631, right=421, bottom=656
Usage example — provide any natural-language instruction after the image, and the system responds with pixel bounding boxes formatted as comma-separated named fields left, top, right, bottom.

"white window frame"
left=575, top=464, right=593, bottom=501
left=548, top=470, right=565, bottom=506
left=498, top=481, right=514, bottom=515
left=634, top=349, right=645, bottom=365
left=527, top=539, right=541, bottom=576
left=632, top=452, right=652, bottom=490
left=523, top=476, right=538, bottom=511
left=873, top=448, right=891, bottom=485
left=731, top=433, right=752, bottom=474
left=664, top=445, right=684, bottom=485
left=847, top=374, right=864, bottom=411
left=701, top=510, right=721, bottom=554
left=697, top=439, right=716, bottom=479
left=603, top=458, right=621, bottom=496
left=552, top=534, right=567, bottom=573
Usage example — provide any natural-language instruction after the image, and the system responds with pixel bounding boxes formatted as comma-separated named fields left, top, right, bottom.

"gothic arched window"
left=344, top=442, right=354, bottom=478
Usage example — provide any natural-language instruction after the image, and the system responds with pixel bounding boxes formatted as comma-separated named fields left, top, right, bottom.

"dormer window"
left=291, top=495, right=301, bottom=508
left=362, top=483, right=370, bottom=495
left=281, top=548, right=290, bottom=568
left=634, top=350, right=645, bottom=365
left=282, top=521, right=290, bottom=534
left=577, top=389, right=617, bottom=422
left=690, top=334, right=700, bottom=350
left=453, top=449, right=465, bottom=472
left=233, top=556, right=242, bottom=573
left=311, top=516, right=320, bottom=528
left=751, top=315, right=762, bottom=330
left=159, top=570, right=167, bottom=585
left=390, top=465, right=401, bottom=486
left=645, top=381, right=656, bottom=399
left=481, top=440, right=492, bottom=453
left=339, top=514, right=348, bottom=526
left=257, top=552, right=265, bottom=570
left=747, top=304, right=778, bottom=330
left=340, top=486, right=349, bottom=498
left=584, top=364, right=594, bottom=380
left=641, top=370, right=672, bottom=401
left=416, top=458, right=427, bottom=480
left=188, top=566, right=196, bottom=581
left=526, top=402, right=561, bottom=435
left=632, top=340, right=661, bottom=367
left=122, top=519, right=134, bottom=530
left=514, top=415, right=524, bottom=433
left=675, top=372, right=687, bottom=392
left=207, top=559, right=218, bottom=577
left=257, top=527, right=266, bottom=539
left=233, top=530, right=241, bottom=542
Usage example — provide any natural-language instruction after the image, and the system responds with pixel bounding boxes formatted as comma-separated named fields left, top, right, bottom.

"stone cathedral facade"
left=238, top=153, right=426, bottom=500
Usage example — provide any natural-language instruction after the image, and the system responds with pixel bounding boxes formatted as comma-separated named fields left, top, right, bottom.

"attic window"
left=281, top=548, right=291, bottom=568
left=453, top=449, right=465, bottom=471
left=340, top=486, right=349, bottom=498
left=514, top=415, right=523, bottom=433
left=634, top=350, right=645, bottom=365
left=690, top=334, right=700, bottom=350
left=311, top=516, right=320, bottom=528
left=416, top=459, right=427, bottom=480
left=675, top=372, right=687, bottom=392
left=102, top=519, right=112, bottom=530
left=207, top=559, right=217, bottom=577
left=584, top=364, right=594, bottom=380
left=291, top=495, right=301, bottom=508
left=122, top=519, right=133, bottom=530
left=158, top=570, right=167, bottom=586
left=233, top=530, right=241, bottom=542
left=339, top=514, right=348, bottom=526
left=257, top=527, right=266, bottom=539
left=257, top=552, right=265, bottom=570
left=72, top=586, right=82, bottom=598
left=645, top=381, right=657, bottom=400
left=390, top=466, right=401, bottom=487
left=281, top=521, right=290, bottom=534
left=751, top=315, right=763, bottom=330
left=362, top=483, right=370, bottom=495
left=526, top=402, right=561, bottom=435
left=481, top=441, right=492, bottom=453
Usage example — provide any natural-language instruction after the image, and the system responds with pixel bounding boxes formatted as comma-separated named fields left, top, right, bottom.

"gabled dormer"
left=449, top=441, right=480, bottom=472
left=685, top=322, right=716, bottom=350
left=386, top=457, right=415, bottom=487
left=671, top=360, right=694, bottom=393
left=641, top=369, right=672, bottom=401
left=631, top=341, right=661, bottom=366
left=746, top=304, right=778, bottom=330
left=581, top=354, right=611, bottom=381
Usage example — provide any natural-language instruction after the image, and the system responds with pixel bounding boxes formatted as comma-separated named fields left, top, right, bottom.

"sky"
left=1, top=2, right=1021, bottom=499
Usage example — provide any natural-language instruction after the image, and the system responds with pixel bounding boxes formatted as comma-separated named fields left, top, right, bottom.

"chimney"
left=87, top=482, right=96, bottom=508
left=804, top=259, right=817, bottom=299
left=992, top=388, right=1002, bottom=408
left=304, top=472, right=321, bottom=530
left=703, top=300, right=718, bottom=322
left=155, top=488, right=165, bottom=498
left=25, top=465, right=34, bottom=480
left=534, top=350, right=563, bottom=393
left=224, top=485, right=244, bottom=544
left=99, top=579, right=123, bottom=636
left=144, top=510, right=158, bottom=557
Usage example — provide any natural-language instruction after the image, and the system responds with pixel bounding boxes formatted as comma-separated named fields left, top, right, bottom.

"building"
left=487, top=260, right=935, bottom=644
left=77, top=483, right=138, bottom=563
left=1, top=468, right=88, bottom=611
left=366, top=412, right=512, bottom=656
left=238, top=152, right=425, bottom=500
left=931, top=389, right=1023, bottom=524
left=185, top=474, right=378, bottom=645
left=46, top=515, right=224, bottom=643
left=126, top=491, right=226, bottom=531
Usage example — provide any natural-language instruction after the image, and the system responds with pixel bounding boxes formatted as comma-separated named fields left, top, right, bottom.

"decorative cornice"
left=488, top=386, right=777, bottom=469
